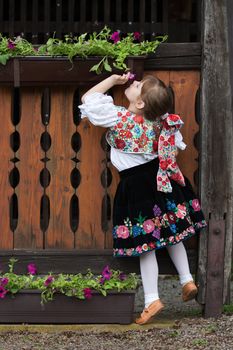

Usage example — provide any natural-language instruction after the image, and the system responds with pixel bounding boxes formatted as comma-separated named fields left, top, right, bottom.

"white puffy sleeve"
left=175, top=130, right=187, bottom=150
left=78, top=92, right=120, bottom=128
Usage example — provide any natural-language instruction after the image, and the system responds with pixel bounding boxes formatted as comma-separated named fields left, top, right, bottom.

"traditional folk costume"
left=79, top=92, right=207, bottom=258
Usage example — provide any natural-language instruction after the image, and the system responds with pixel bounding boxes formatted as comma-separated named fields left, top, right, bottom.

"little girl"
left=79, top=73, right=207, bottom=325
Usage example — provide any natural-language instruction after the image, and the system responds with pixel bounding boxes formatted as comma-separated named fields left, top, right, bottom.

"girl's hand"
left=110, top=73, right=131, bottom=85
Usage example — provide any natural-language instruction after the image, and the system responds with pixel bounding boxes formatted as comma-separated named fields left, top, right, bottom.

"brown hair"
left=140, top=75, right=172, bottom=121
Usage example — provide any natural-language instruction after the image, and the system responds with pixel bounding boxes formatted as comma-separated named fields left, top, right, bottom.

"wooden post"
left=198, top=0, right=233, bottom=317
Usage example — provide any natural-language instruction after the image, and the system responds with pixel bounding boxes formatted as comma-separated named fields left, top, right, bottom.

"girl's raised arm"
left=81, top=73, right=130, bottom=103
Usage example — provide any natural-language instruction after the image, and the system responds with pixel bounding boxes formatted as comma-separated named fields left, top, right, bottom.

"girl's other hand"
left=111, top=73, right=131, bottom=85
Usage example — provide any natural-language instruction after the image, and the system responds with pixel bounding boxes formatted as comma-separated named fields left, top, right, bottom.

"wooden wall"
left=0, top=70, right=200, bottom=252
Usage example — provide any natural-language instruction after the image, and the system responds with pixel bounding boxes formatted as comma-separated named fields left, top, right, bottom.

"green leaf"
left=89, top=63, right=100, bottom=73
left=103, top=59, right=112, bottom=72
left=0, top=54, right=10, bottom=65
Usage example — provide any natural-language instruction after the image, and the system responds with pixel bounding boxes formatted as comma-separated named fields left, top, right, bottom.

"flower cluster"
left=0, top=26, right=167, bottom=73
left=0, top=258, right=138, bottom=304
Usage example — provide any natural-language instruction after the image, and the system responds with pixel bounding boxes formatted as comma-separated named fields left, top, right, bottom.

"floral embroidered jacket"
left=106, top=110, right=186, bottom=193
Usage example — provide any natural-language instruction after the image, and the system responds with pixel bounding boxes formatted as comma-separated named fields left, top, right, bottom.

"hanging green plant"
left=0, top=26, right=167, bottom=73
left=0, top=258, right=139, bottom=305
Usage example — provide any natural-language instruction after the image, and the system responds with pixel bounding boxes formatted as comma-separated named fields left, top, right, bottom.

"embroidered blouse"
left=79, top=92, right=186, bottom=192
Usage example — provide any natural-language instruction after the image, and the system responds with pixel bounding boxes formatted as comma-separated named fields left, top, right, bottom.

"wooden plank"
left=104, top=86, right=122, bottom=249
left=169, top=71, right=200, bottom=188
left=44, top=0, right=50, bottom=41
left=20, top=0, right=27, bottom=35
left=139, top=0, right=146, bottom=37
left=198, top=0, right=233, bottom=314
left=151, top=0, right=158, bottom=35
left=0, top=88, right=14, bottom=249
left=144, top=70, right=170, bottom=85
left=45, top=87, right=75, bottom=249
left=0, top=248, right=197, bottom=275
left=226, top=0, right=233, bottom=305
left=0, top=0, right=3, bottom=25
left=104, top=0, right=110, bottom=23
left=152, top=43, right=201, bottom=58
left=68, top=0, right=75, bottom=33
left=145, top=57, right=201, bottom=70
left=31, top=0, right=38, bottom=44
left=76, top=119, right=106, bottom=249
left=162, top=0, right=168, bottom=36
left=14, top=87, right=44, bottom=249
left=56, top=0, right=62, bottom=38
left=205, top=219, right=225, bottom=317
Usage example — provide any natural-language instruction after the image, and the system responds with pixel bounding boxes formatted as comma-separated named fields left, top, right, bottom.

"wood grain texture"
left=0, top=248, right=197, bottom=275
left=45, top=87, right=75, bottom=249
left=198, top=0, right=233, bottom=312
left=14, top=87, right=44, bottom=249
left=76, top=119, right=106, bottom=249
left=0, top=88, right=14, bottom=249
left=104, top=86, right=123, bottom=249
left=205, top=219, right=225, bottom=317
left=169, top=70, right=200, bottom=188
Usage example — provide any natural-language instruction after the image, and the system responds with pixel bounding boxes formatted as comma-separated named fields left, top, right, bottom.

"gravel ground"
left=0, top=277, right=232, bottom=350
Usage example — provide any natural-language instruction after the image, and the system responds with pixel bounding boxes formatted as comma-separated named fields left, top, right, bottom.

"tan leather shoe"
left=182, top=281, right=198, bottom=302
left=135, top=299, right=164, bottom=325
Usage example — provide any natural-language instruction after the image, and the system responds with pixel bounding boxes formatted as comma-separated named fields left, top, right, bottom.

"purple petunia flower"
left=134, top=32, right=141, bottom=41
left=7, top=40, right=16, bottom=50
left=110, top=31, right=120, bottom=43
left=101, top=265, right=112, bottom=281
left=0, top=277, right=9, bottom=286
left=27, top=263, right=37, bottom=275
left=0, top=286, right=7, bottom=299
left=44, top=276, right=54, bottom=286
left=128, top=73, right=136, bottom=81
left=119, top=272, right=127, bottom=281
left=83, top=288, right=92, bottom=299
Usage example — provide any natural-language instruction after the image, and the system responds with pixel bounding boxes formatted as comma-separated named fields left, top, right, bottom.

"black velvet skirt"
left=112, top=158, right=207, bottom=257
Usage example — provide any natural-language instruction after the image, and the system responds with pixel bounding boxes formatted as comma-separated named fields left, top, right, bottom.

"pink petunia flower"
left=128, top=73, right=136, bottom=81
left=83, top=288, right=92, bottom=299
left=101, top=265, right=112, bottom=281
left=110, top=31, right=120, bottom=43
left=44, top=276, right=54, bottom=286
left=134, top=32, right=141, bottom=40
left=7, top=40, right=16, bottom=50
left=0, top=286, right=7, bottom=299
left=0, top=277, right=9, bottom=286
left=27, top=263, right=37, bottom=275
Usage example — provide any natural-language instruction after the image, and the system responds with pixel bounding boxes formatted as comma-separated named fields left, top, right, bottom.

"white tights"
left=140, top=242, right=193, bottom=307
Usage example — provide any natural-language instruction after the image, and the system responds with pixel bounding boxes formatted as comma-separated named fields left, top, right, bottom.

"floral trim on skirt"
left=112, top=158, right=207, bottom=257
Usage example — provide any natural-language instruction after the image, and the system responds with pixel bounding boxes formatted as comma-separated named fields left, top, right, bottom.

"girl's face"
left=124, top=80, right=143, bottom=104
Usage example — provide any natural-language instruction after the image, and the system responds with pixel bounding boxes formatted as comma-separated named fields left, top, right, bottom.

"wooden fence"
left=0, top=0, right=200, bottom=43
left=0, top=66, right=200, bottom=259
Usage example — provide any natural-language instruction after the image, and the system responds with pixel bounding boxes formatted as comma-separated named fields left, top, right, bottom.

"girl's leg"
left=166, top=242, right=193, bottom=285
left=139, top=250, right=159, bottom=307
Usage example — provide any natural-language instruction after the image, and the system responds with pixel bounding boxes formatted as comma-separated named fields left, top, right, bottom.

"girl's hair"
left=140, top=75, right=172, bottom=121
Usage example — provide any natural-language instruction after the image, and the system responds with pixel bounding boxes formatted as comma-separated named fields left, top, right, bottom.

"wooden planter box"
left=0, top=290, right=136, bottom=324
left=0, top=56, right=145, bottom=87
